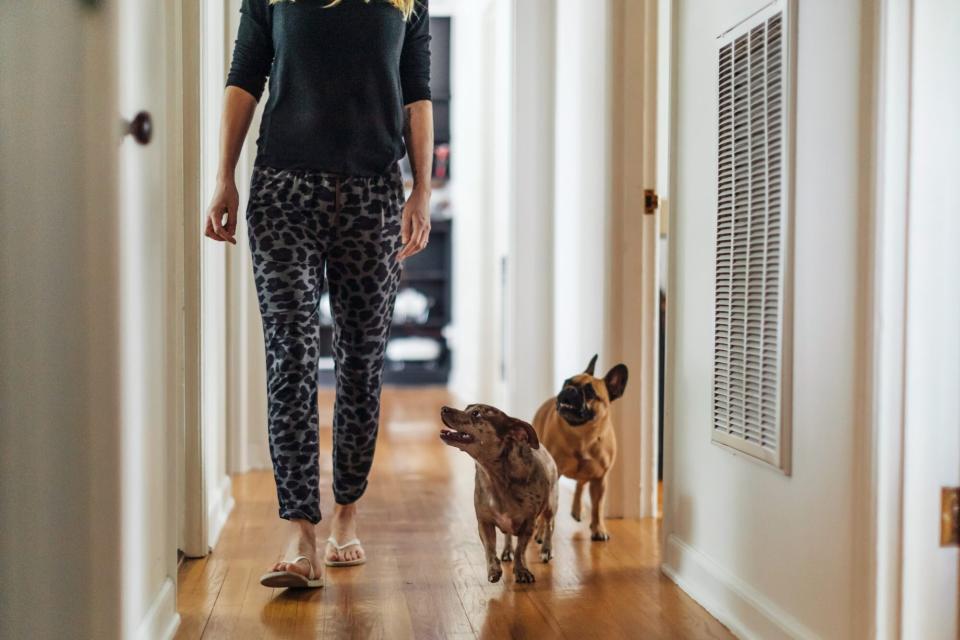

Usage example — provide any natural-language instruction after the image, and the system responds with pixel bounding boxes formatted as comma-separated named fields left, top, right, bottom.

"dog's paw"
left=514, top=567, right=536, bottom=584
left=487, top=565, right=503, bottom=583
left=571, top=510, right=581, bottom=522
left=500, top=548, right=513, bottom=562
left=539, top=548, right=553, bottom=563
left=590, top=530, right=611, bottom=542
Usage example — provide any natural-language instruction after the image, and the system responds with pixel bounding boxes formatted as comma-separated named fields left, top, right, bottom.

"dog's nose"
left=558, top=387, right=580, bottom=405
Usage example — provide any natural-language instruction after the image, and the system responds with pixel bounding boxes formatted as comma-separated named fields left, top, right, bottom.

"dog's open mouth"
left=557, top=401, right=594, bottom=425
left=440, top=428, right=475, bottom=445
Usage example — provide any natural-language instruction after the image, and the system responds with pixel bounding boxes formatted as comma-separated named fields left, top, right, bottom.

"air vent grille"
left=712, top=7, right=791, bottom=471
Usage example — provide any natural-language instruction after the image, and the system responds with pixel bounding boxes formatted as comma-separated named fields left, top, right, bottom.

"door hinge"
left=644, top=189, right=660, bottom=215
left=942, top=487, right=960, bottom=547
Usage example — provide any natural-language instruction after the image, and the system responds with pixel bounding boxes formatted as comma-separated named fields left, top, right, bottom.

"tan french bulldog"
left=532, top=354, right=628, bottom=541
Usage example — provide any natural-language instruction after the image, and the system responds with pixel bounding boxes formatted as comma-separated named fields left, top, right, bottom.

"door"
left=900, top=0, right=960, bottom=636
left=118, top=0, right=181, bottom=636
left=0, top=1, right=179, bottom=637
left=0, top=3, right=123, bottom=638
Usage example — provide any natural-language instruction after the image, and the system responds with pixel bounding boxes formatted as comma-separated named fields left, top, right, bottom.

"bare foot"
left=326, top=502, right=365, bottom=564
left=269, top=519, right=324, bottom=580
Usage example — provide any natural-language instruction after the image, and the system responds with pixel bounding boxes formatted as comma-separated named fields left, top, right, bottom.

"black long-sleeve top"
left=226, top=0, right=431, bottom=176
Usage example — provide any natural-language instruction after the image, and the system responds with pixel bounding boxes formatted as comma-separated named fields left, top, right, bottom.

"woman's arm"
left=398, top=100, right=434, bottom=260
left=204, top=87, right=259, bottom=245
left=397, top=0, right=433, bottom=260
left=205, top=0, right=272, bottom=244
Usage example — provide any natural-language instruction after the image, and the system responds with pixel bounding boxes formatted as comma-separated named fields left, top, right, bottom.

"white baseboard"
left=661, top=534, right=817, bottom=640
left=207, top=473, right=235, bottom=549
left=134, top=577, right=180, bottom=640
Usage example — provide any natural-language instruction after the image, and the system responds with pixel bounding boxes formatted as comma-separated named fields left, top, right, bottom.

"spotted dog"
left=440, top=404, right=558, bottom=584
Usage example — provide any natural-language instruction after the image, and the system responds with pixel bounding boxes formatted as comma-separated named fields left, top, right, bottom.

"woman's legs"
left=247, top=167, right=328, bottom=576
left=324, top=171, right=404, bottom=560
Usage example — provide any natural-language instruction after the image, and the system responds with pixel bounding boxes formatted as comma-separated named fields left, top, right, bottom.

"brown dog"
left=440, top=404, right=558, bottom=584
left=532, top=354, right=628, bottom=541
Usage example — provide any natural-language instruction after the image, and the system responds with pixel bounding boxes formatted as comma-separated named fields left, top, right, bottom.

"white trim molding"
left=208, top=474, right=236, bottom=549
left=662, top=535, right=817, bottom=640
left=869, top=0, right=911, bottom=637
left=134, top=578, right=181, bottom=640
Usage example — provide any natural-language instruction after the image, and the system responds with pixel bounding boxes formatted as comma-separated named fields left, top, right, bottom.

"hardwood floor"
left=175, top=388, right=731, bottom=640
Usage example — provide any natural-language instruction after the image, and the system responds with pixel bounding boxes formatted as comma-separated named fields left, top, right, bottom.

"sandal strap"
left=286, top=555, right=315, bottom=580
left=326, top=537, right=362, bottom=551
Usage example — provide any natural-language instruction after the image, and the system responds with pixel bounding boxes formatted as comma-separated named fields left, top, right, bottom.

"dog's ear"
left=507, top=418, right=540, bottom=449
left=603, top=364, right=629, bottom=401
left=584, top=353, right=599, bottom=376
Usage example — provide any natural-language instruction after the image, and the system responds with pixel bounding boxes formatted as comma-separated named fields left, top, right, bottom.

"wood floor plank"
left=176, top=387, right=732, bottom=640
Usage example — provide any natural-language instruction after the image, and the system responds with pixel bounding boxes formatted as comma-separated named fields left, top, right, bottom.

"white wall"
left=500, top=0, right=558, bottom=420
left=437, top=0, right=510, bottom=406
left=489, top=0, right=516, bottom=409
left=200, top=0, right=236, bottom=544
left=663, top=1, right=875, bottom=638
left=552, top=0, right=614, bottom=391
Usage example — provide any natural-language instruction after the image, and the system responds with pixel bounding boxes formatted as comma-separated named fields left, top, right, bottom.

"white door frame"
left=173, top=0, right=209, bottom=559
left=606, top=0, right=664, bottom=519
left=892, top=0, right=960, bottom=636
left=869, top=0, right=911, bottom=635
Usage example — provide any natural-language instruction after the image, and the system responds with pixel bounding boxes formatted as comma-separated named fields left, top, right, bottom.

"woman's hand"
left=204, top=178, right=240, bottom=245
left=397, top=188, right=431, bottom=260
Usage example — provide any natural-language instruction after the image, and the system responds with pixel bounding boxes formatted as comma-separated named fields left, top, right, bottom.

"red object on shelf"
left=433, top=144, right=450, bottom=179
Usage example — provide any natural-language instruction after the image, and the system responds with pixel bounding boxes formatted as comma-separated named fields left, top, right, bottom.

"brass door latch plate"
left=644, top=189, right=660, bottom=215
left=942, top=487, right=960, bottom=547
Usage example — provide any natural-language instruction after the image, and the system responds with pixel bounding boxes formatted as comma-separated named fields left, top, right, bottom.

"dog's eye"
left=583, top=385, right=596, bottom=400
left=471, top=410, right=482, bottom=419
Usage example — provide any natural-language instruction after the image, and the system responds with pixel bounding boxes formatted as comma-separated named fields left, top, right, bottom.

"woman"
left=204, top=0, right=433, bottom=588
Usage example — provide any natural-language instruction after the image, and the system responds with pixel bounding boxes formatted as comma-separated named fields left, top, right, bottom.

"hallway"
left=175, top=388, right=731, bottom=639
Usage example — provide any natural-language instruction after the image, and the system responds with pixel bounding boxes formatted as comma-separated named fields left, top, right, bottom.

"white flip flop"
left=325, top=536, right=367, bottom=567
left=259, top=555, right=324, bottom=589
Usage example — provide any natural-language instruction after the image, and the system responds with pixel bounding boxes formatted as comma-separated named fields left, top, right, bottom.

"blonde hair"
left=269, top=0, right=417, bottom=21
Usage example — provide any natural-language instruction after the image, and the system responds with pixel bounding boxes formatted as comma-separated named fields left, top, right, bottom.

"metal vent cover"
left=712, top=1, right=794, bottom=472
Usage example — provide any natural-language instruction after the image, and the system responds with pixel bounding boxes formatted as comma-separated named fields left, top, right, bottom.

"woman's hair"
left=268, top=0, right=416, bottom=21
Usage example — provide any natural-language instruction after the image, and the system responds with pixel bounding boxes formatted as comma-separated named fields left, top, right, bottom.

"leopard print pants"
left=246, top=163, right=404, bottom=524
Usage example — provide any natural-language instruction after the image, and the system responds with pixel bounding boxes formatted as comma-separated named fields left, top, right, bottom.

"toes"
left=515, top=569, right=535, bottom=583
